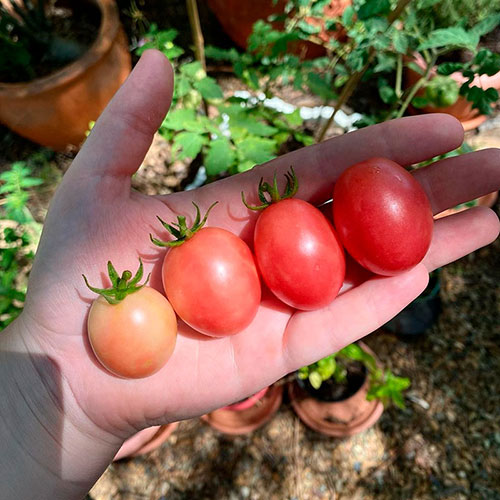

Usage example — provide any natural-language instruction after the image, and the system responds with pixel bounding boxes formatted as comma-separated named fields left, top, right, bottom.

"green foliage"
left=0, top=0, right=85, bottom=82
left=298, top=343, right=410, bottom=408
left=137, top=29, right=313, bottom=178
left=0, top=161, right=42, bottom=330
left=0, top=162, right=42, bottom=224
left=206, top=0, right=500, bottom=131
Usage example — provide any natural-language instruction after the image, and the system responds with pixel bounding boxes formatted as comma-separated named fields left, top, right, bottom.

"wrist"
left=0, top=316, right=122, bottom=499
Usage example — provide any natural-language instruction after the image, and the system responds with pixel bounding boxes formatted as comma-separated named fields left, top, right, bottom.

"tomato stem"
left=83, top=258, right=151, bottom=305
left=151, top=201, right=218, bottom=247
left=241, top=167, right=298, bottom=211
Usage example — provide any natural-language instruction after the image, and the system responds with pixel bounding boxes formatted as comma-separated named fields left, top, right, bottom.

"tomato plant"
left=84, top=260, right=177, bottom=379
left=243, top=168, right=345, bottom=310
left=333, top=157, right=434, bottom=276
left=152, top=203, right=261, bottom=337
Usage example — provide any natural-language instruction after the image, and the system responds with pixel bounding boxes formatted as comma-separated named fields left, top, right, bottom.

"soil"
left=0, top=0, right=101, bottom=83
left=299, top=362, right=367, bottom=402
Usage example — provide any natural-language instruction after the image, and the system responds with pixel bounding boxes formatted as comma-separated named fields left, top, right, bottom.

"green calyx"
left=83, top=259, right=150, bottom=305
left=241, top=166, right=298, bottom=211
left=150, top=201, right=218, bottom=248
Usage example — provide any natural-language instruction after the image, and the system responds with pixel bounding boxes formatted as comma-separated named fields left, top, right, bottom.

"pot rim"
left=0, top=0, right=120, bottom=96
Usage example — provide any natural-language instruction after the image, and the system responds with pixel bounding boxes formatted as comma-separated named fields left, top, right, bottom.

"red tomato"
left=254, top=198, right=345, bottom=310
left=333, top=157, right=433, bottom=276
left=162, top=227, right=261, bottom=336
left=88, top=287, right=177, bottom=379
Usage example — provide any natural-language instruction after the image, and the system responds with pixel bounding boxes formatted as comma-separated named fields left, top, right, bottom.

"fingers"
left=414, top=148, right=500, bottom=214
left=283, top=264, right=429, bottom=371
left=71, top=50, right=174, bottom=182
left=423, top=206, right=500, bottom=272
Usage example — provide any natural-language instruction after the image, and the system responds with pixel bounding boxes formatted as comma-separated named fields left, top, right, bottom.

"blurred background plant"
left=0, top=160, right=42, bottom=328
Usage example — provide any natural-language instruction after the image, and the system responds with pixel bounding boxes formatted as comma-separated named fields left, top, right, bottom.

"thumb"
left=69, top=49, right=174, bottom=182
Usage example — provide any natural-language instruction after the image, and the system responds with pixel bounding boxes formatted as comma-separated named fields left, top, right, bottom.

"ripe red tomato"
left=162, top=227, right=261, bottom=336
left=254, top=198, right=345, bottom=310
left=88, top=287, right=177, bottom=378
left=333, top=157, right=433, bottom=276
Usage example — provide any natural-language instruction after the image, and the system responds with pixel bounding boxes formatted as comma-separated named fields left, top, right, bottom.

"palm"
left=21, top=51, right=500, bottom=439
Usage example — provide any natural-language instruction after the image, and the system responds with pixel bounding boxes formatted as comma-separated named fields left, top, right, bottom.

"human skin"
left=1, top=50, right=499, bottom=499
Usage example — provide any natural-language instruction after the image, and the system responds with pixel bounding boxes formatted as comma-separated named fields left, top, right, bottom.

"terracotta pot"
left=288, top=342, right=384, bottom=437
left=202, top=383, right=283, bottom=435
left=113, top=422, right=178, bottom=461
left=434, top=191, right=498, bottom=219
left=0, top=0, right=131, bottom=151
left=405, top=53, right=500, bottom=131
left=206, top=0, right=351, bottom=59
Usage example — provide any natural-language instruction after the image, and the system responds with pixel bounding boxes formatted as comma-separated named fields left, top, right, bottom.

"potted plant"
left=113, top=423, right=178, bottom=461
left=206, top=0, right=351, bottom=59
left=0, top=0, right=131, bottom=151
left=202, top=383, right=283, bottom=435
left=288, top=342, right=410, bottom=437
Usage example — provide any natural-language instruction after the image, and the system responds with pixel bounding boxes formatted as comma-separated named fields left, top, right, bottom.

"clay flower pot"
left=202, top=384, right=283, bottom=435
left=0, top=0, right=131, bottom=151
left=207, top=0, right=351, bottom=59
left=288, top=342, right=383, bottom=437
left=113, top=423, right=178, bottom=461
left=405, top=53, right=500, bottom=131
left=434, top=191, right=498, bottom=219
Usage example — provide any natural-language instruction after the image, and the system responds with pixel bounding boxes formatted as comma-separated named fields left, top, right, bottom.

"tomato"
left=253, top=198, right=345, bottom=310
left=243, top=168, right=345, bottom=311
left=161, top=227, right=261, bottom=336
left=333, top=157, right=433, bottom=276
left=88, top=287, right=177, bottom=378
left=84, top=260, right=177, bottom=379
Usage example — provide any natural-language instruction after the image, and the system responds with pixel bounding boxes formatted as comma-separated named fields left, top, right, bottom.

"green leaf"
left=346, top=48, right=368, bottom=72
left=418, top=27, right=479, bottom=51
left=471, top=14, right=500, bottom=37
left=411, top=96, right=430, bottom=108
left=175, top=75, right=192, bottom=98
left=180, top=61, right=205, bottom=80
left=205, top=45, right=240, bottom=63
left=283, top=109, right=303, bottom=127
left=464, top=85, right=498, bottom=115
left=306, top=72, right=336, bottom=100
left=237, top=160, right=255, bottom=173
left=357, top=0, right=391, bottom=20
left=172, top=132, right=207, bottom=160
left=393, top=31, right=408, bottom=54
left=162, top=109, right=206, bottom=133
left=309, top=372, right=323, bottom=390
left=437, top=62, right=463, bottom=75
left=342, top=5, right=355, bottom=26
left=204, top=138, right=235, bottom=176
left=194, top=77, right=223, bottom=100
left=298, top=19, right=320, bottom=35
left=237, top=136, right=276, bottom=165
left=378, top=78, right=397, bottom=104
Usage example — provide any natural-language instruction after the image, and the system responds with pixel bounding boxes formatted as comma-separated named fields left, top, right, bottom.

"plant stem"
left=395, top=53, right=403, bottom=98
left=395, top=52, right=438, bottom=119
left=185, top=0, right=209, bottom=116
left=186, top=0, right=206, bottom=71
left=316, top=0, right=413, bottom=142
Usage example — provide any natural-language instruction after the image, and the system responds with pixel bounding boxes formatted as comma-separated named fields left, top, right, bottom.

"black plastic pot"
left=383, top=271, right=441, bottom=340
